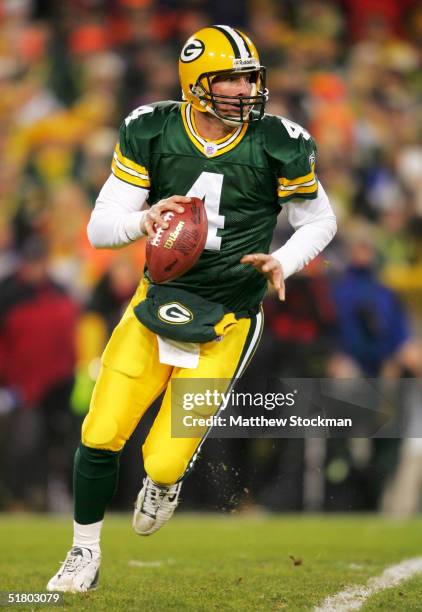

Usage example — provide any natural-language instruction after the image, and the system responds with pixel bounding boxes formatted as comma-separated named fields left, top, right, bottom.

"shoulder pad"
left=113, top=101, right=181, bottom=186
left=261, top=113, right=316, bottom=165
left=123, top=101, right=181, bottom=139
left=261, top=114, right=318, bottom=202
left=112, top=102, right=180, bottom=188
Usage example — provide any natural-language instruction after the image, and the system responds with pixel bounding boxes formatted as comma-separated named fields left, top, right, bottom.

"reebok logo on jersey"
left=158, top=302, right=193, bottom=324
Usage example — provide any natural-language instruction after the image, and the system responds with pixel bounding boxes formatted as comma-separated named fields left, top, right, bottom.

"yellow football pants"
left=82, top=280, right=263, bottom=485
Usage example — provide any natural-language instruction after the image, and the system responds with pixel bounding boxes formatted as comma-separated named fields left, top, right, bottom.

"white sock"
left=73, top=520, right=103, bottom=554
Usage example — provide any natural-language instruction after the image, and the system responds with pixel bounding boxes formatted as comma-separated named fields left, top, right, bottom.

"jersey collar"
left=181, top=102, right=248, bottom=158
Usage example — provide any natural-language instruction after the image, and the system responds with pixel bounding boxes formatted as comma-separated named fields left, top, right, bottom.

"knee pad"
left=144, top=452, right=188, bottom=486
left=82, top=412, right=122, bottom=451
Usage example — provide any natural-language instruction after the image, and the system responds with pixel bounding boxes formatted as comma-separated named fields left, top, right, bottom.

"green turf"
left=361, top=573, right=422, bottom=611
left=0, top=514, right=422, bottom=611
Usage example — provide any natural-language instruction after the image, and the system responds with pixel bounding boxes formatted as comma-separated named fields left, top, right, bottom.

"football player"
left=47, top=25, right=336, bottom=592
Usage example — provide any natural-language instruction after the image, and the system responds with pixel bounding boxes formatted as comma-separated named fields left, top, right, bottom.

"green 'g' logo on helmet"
left=180, top=39, right=205, bottom=63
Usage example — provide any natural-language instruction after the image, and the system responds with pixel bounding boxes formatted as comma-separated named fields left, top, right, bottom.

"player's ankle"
left=73, top=519, right=103, bottom=554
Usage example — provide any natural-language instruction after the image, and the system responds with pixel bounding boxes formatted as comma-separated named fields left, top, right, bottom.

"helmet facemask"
left=191, top=67, right=268, bottom=127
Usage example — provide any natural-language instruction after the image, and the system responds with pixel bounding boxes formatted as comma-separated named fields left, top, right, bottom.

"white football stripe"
left=315, top=557, right=422, bottom=611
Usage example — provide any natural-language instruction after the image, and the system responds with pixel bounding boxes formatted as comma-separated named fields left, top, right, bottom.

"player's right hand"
left=240, top=253, right=285, bottom=301
left=141, top=196, right=191, bottom=239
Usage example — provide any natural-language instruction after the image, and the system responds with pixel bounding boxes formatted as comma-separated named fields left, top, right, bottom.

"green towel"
left=134, top=284, right=228, bottom=343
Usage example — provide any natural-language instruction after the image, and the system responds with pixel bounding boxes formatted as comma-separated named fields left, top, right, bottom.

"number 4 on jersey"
left=125, top=105, right=154, bottom=126
left=281, top=117, right=311, bottom=141
left=186, top=172, right=225, bottom=251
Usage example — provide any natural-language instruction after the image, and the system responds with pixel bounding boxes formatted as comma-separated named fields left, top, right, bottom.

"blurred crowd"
left=0, top=0, right=422, bottom=515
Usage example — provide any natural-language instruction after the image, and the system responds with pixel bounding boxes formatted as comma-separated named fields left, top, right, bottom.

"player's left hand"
left=240, top=253, right=285, bottom=301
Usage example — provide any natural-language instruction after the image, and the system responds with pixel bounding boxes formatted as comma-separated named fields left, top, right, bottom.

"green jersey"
left=111, top=101, right=318, bottom=312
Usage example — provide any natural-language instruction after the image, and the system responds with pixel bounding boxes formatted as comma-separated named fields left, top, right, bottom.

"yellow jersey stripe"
left=279, top=178, right=317, bottom=192
left=278, top=166, right=316, bottom=187
left=111, top=159, right=150, bottom=188
left=115, top=144, right=149, bottom=176
left=190, top=108, right=239, bottom=146
left=113, top=153, right=149, bottom=180
left=278, top=183, right=318, bottom=198
left=181, top=103, right=202, bottom=148
left=180, top=103, right=248, bottom=158
left=213, top=123, right=248, bottom=157
left=187, top=103, right=246, bottom=149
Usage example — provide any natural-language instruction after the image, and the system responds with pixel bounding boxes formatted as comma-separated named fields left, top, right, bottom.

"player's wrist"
left=138, top=210, right=148, bottom=237
left=270, top=248, right=294, bottom=279
left=123, top=210, right=148, bottom=242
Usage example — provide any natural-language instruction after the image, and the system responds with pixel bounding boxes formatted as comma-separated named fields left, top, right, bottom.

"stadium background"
left=0, top=0, right=421, bottom=518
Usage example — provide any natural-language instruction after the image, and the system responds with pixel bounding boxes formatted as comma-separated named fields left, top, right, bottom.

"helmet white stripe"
left=217, top=25, right=249, bottom=60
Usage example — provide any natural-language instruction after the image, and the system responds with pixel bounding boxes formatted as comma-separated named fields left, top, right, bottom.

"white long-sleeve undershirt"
left=87, top=174, right=149, bottom=248
left=271, top=181, right=337, bottom=278
left=87, top=174, right=337, bottom=278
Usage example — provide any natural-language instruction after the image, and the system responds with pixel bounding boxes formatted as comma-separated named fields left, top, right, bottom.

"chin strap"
left=191, top=82, right=256, bottom=127
left=202, top=102, right=243, bottom=127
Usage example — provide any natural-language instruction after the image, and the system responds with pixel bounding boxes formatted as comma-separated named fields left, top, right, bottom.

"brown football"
left=146, top=197, right=208, bottom=283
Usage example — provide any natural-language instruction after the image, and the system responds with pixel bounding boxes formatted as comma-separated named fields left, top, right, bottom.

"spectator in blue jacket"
left=331, top=233, right=410, bottom=377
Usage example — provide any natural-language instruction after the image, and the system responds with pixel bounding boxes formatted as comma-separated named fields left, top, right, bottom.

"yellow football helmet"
left=179, top=25, right=268, bottom=127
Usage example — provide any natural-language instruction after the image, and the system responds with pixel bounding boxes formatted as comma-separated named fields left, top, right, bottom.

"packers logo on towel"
left=158, top=302, right=193, bottom=325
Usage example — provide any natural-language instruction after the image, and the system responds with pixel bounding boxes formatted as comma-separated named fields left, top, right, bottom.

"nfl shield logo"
left=204, top=142, right=218, bottom=157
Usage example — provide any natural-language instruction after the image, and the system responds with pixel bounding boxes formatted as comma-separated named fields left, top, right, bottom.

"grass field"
left=1, top=514, right=422, bottom=611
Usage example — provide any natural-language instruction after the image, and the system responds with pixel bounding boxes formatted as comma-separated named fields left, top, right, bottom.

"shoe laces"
left=61, top=548, right=90, bottom=575
left=141, top=479, right=181, bottom=516
left=141, top=480, right=163, bottom=516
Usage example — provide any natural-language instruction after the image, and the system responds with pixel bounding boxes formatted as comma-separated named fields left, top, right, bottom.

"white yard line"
left=315, top=557, right=422, bottom=611
left=128, top=559, right=175, bottom=568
